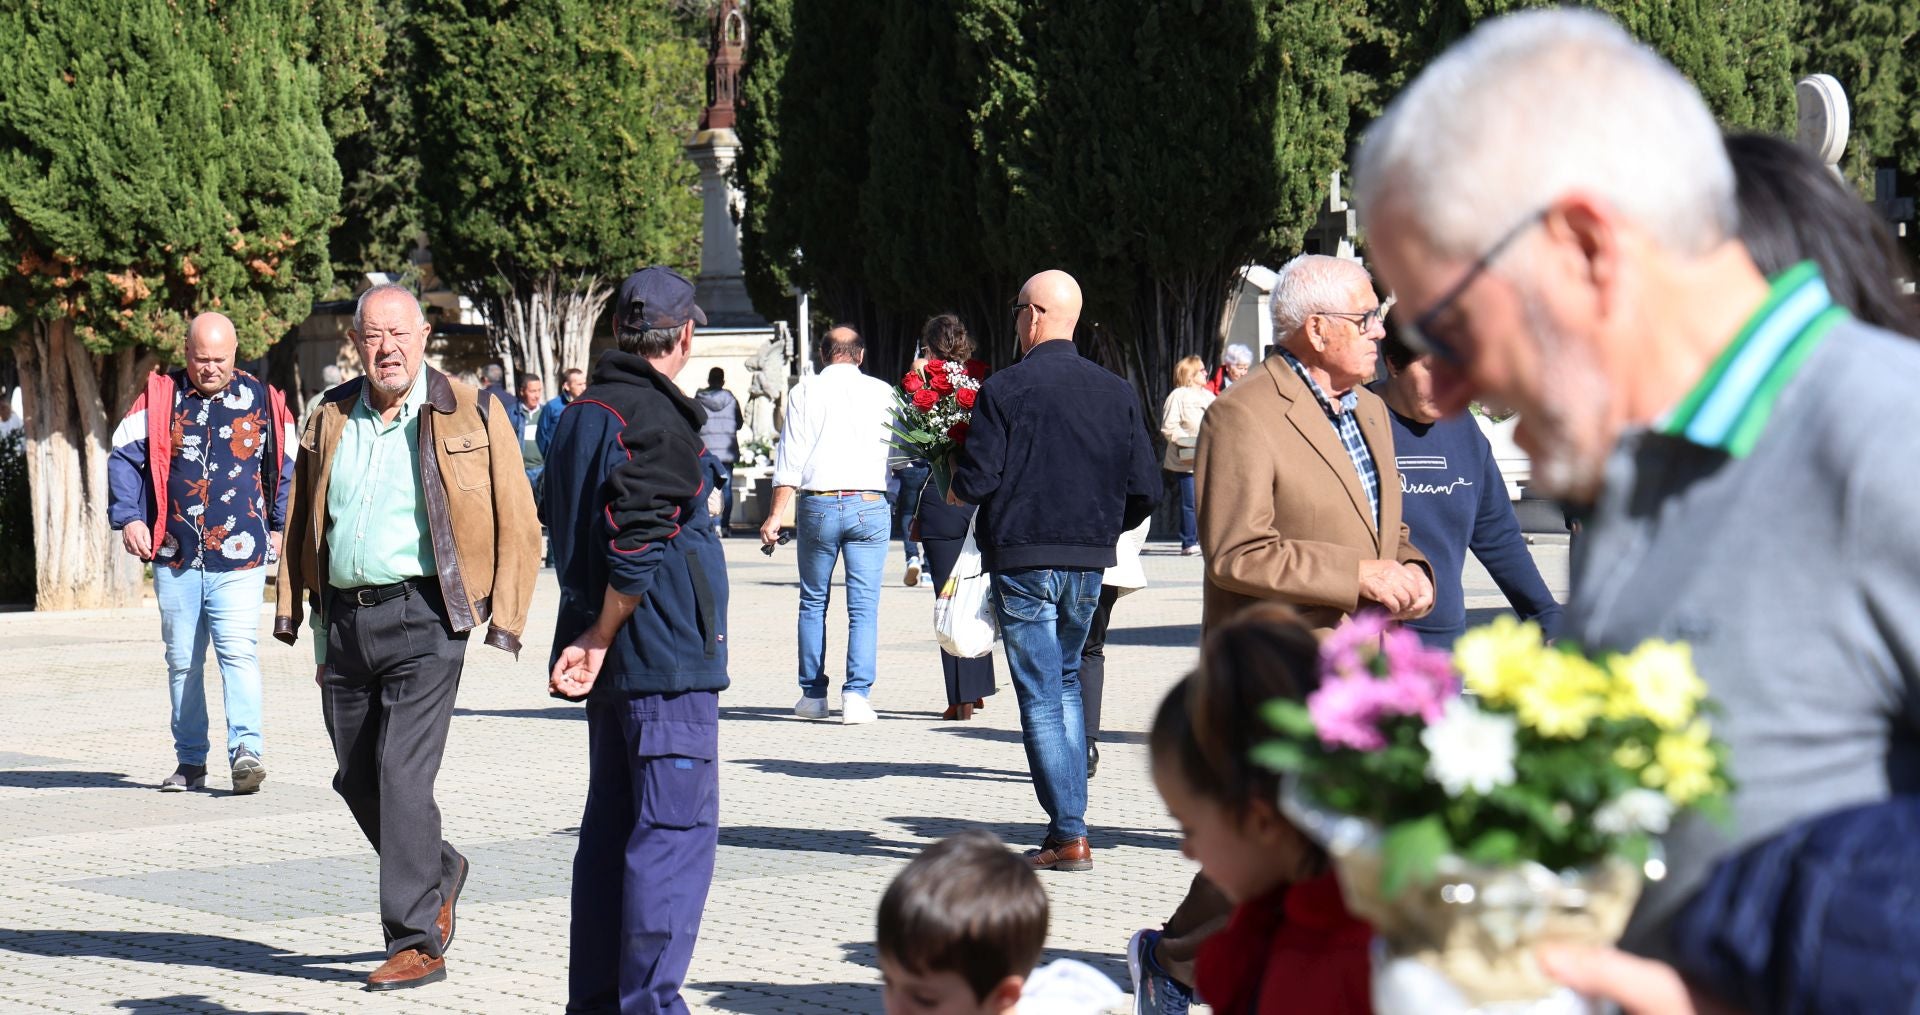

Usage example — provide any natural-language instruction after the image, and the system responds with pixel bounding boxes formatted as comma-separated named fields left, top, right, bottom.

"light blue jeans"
left=795, top=493, right=890, bottom=700
left=992, top=567, right=1103, bottom=842
left=154, top=565, right=267, bottom=765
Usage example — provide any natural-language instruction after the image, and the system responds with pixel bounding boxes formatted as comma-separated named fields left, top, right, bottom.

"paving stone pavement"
left=0, top=537, right=1566, bottom=1014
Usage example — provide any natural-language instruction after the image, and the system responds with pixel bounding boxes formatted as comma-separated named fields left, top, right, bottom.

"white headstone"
left=1795, top=74, right=1849, bottom=168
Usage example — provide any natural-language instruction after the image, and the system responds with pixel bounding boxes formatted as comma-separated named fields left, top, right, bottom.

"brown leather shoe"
left=436, top=851, right=469, bottom=952
left=365, top=948, right=446, bottom=991
left=1026, top=836, right=1093, bottom=872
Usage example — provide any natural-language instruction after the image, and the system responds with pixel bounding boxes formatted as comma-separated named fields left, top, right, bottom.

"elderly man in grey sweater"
left=1355, top=6, right=1920, bottom=988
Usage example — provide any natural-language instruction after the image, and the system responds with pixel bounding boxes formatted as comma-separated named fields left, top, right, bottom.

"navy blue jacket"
left=951, top=341, right=1160, bottom=571
left=542, top=351, right=729, bottom=699
left=1670, top=796, right=1920, bottom=1014
left=1372, top=391, right=1562, bottom=647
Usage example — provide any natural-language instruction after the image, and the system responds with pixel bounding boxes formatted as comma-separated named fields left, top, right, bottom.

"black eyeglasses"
left=1316, top=296, right=1396, bottom=333
left=1011, top=302, right=1046, bottom=318
left=1403, top=209, right=1547, bottom=366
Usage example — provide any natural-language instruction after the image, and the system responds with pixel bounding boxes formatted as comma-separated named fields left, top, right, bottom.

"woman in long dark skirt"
left=915, top=476, right=997, bottom=719
left=911, top=312, right=996, bottom=720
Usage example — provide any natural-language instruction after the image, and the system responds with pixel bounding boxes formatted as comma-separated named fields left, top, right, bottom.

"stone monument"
left=685, top=1, right=763, bottom=327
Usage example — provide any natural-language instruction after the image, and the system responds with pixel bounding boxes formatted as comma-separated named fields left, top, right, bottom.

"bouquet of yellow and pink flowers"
left=889, top=357, right=990, bottom=497
left=1260, top=614, right=1732, bottom=1010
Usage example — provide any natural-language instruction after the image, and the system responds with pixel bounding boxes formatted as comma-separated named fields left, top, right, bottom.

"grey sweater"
left=1567, top=318, right=1920, bottom=957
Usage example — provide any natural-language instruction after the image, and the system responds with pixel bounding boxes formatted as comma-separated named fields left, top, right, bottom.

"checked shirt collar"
left=1279, top=348, right=1380, bottom=528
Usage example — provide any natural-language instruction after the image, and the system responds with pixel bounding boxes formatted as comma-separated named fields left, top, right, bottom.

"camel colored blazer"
left=1195, top=355, right=1430, bottom=634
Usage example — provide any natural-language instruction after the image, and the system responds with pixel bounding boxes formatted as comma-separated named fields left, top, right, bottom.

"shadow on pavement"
left=0, top=929, right=381, bottom=984
left=0, top=770, right=152, bottom=790
left=932, top=725, right=1148, bottom=747
left=112, top=996, right=307, bottom=1015
left=886, top=816, right=1179, bottom=853
left=1104, top=622, right=1202, bottom=649
left=717, top=826, right=920, bottom=860
left=691, top=980, right=880, bottom=1014
left=452, top=705, right=584, bottom=721
left=732, top=758, right=1029, bottom=783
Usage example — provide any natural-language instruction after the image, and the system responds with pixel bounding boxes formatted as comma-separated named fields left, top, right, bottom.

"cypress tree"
left=412, top=0, right=705, bottom=389
left=0, top=0, right=337, bottom=609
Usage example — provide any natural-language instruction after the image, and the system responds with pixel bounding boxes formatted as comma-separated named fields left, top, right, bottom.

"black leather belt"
left=334, top=578, right=424, bottom=608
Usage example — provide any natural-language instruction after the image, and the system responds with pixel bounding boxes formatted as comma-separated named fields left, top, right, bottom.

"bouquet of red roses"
left=889, top=357, right=990, bottom=498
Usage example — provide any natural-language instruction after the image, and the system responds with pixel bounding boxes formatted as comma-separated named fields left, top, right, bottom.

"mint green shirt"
left=312, top=367, right=438, bottom=664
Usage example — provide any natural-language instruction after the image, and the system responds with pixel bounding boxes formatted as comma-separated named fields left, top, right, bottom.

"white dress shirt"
left=772, top=363, right=897, bottom=492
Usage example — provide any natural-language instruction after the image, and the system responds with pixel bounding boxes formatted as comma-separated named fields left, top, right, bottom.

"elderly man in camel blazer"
left=1197, top=254, right=1433, bottom=634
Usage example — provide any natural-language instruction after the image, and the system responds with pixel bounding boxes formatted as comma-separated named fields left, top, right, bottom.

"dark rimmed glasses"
left=1011, top=301, right=1046, bottom=318
left=1316, top=295, right=1396, bottom=333
left=1403, top=208, right=1548, bottom=366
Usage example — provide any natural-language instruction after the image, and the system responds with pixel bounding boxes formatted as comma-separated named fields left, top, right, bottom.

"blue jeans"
left=154, top=564, right=267, bottom=765
left=1173, top=471, right=1197, bottom=549
left=796, top=493, right=890, bottom=699
left=896, top=462, right=930, bottom=561
left=992, top=567, right=1102, bottom=842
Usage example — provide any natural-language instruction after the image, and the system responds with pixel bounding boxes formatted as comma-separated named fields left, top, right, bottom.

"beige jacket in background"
left=1159, top=384, right=1215, bottom=473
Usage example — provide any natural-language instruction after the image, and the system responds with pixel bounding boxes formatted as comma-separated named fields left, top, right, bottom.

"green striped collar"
left=1658, top=261, right=1847, bottom=458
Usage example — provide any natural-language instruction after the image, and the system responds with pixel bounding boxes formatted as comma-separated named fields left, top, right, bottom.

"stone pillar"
left=685, top=127, right=763, bottom=326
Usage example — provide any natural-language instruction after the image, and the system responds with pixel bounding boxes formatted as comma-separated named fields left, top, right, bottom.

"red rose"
left=964, top=359, right=989, bottom=380
left=925, top=358, right=948, bottom=374
left=912, top=387, right=940, bottom=411
left=947, top=421, right=971, bottom=444
left=929, top=369, right=955, bottom=394
left=902, top=372, right=925, bottom=393
left=955, top=387, right=977, bottom=410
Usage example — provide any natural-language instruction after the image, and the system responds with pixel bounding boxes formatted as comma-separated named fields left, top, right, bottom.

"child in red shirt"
left=1147, top=605, right=1374, bottom=1015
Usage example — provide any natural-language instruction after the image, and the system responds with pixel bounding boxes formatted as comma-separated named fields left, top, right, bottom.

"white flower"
left=222, top=385, right=255, bottom=411
left=1420, top=698, right=1518, bottom=797
left=1593, top=788, right=1675, bottom=837
left=220, top=531, right=256, bottom=560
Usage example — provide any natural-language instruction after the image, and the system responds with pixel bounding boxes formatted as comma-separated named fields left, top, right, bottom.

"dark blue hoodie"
left=542, top=351, right=729, bottom=698
left=1371, top=390, right=1562, bottom=647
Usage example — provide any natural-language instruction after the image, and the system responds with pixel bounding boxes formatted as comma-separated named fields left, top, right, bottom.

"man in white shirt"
left=761, top=325, right=898, bottom=724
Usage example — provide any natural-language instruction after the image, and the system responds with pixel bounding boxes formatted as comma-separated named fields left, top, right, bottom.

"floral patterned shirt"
left=155, top=371, right=275, bottom=571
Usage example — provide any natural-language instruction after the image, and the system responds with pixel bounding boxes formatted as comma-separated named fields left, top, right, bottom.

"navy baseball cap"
left=615, top=266, right=707, bottom=331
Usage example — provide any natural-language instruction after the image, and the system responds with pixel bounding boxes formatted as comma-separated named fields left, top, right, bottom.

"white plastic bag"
left=934, top=514, right=999, bottom=659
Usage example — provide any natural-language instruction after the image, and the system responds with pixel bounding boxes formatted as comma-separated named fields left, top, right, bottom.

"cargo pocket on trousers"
left=637, top=720, right=718, bottom=830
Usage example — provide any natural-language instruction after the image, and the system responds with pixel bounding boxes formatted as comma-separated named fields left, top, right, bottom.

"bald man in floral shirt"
left=110, top=312, right=297, bottom=794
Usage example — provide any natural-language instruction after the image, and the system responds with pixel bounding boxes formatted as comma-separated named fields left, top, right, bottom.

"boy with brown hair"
left=877, top=831, right=1047, bottom=1014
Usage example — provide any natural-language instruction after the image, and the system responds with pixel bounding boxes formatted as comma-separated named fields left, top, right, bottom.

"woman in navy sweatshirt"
left=1371, top=332, right=1562, bottom=648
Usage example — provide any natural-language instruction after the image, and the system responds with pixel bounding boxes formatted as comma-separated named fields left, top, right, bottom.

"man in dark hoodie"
left=542, top=266, right=729, bottom=1014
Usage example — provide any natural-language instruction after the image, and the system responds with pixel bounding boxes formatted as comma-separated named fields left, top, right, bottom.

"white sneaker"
left=904, top=557, right=923, bottom=588
left=794, top=696, right=830, bottom=720
left=841, top=693, right=878, bottom=725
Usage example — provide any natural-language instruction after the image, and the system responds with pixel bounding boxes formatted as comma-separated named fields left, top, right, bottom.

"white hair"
left=352, top=283, right=427, bottom=333
left=1222, top=343, right=1254, bottom=366
left=1270, top=254, right=1371, bottom=339
left=1353, top=8, right=1735, bottom=260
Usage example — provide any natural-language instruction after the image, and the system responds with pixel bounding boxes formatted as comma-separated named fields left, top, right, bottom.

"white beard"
left=1518, top=289, right=1613, bottom=501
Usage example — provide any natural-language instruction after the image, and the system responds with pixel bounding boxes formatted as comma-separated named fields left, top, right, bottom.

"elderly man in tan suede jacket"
left=275, top=284, right=539, bottom=993
left=1128, top=255, right=1437, bottom=1010
left=1197, top=253, right=1433, bottom=634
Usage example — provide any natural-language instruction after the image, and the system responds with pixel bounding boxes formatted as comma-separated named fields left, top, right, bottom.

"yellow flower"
left=1513, top=650, right=1609, bottom=739
left=1613, top=741, right=1651, bottom=771
left=1644, top=721, right=1719, bottom=805
left=1455, top=615, right=1547, bottom=705
left=1607, top=640, right=1709, bottom=730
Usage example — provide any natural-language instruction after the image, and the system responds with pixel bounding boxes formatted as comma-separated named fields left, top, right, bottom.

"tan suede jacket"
left=1195, top=355, right=1431, bottom=635
left=274, top=368, right=541, bottom=656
